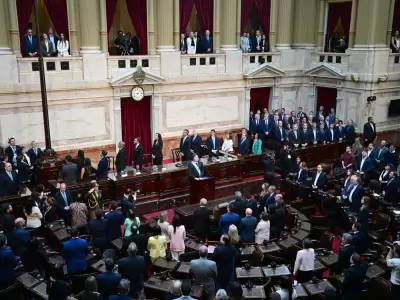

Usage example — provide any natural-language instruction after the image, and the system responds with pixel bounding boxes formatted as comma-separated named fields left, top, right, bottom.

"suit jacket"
left=97, top=157, right=109, bottom=179
left=96, top=272, right=123, bottom=300
left=345, top=125, right=356, bottom=143
left=297, top=168, right=308, bottom=184
left=357, top=156, right=373, bottom=172
left=261, top=39, right=269, bottom=52
left=245, top=199, right=259, bottom=219
left=348, top=185, right=365, bottom=213
left=238, top=138, right=250, bottom=155
left=118, top=255, right=145, bottom=297
left=219, top=212, right=240, bottom=235
left=212, top=244, right=237, bottom=289
left=54, top=190, right=73, bottom=210
left=357, top=207, right=371, bottom=231
left=260, top=118, right=273, bottom=138
left=40, top=40, right=54, bottom=56
left=62, top=238, right=89, bottom=274
left=231, top=199, right=246, bottom=219
left=151, top=140, right=163, bottom=163
left=206, top=136, right=220, bottom=155
left=105, top=210, right=124, bottom=241
left=27, top=147, right=42, bottom=165
left=251, top=36, right=263, bottom=52
left=250, top=119, right=263, bottom=135
left=120, top=195, right=135, bottom=217
left=116, top=148, right=126, bottom=172
left=366, top=149, right=377, bottom=162
left=311, top=172, right=327, bottom=189
left=17, top=161, right=31, bottom=183
left=88, top=219, right=109, bottom=249
left=309, top=128, right=319, bottom=144
left=0, top=171, right=19, bottom=196
left=13, top=228, right=31, bottom=257
left=338, top=244, right=355, bottom=270
left=180, top=38, right=187, bottom=52
left=190, top=135, right=202, bottom=155
left=351, top=232, right=367, bottom=254
left=189, top=258, right=217, bottom=300
left=342, top=264, right=366, bottom=300
left=273, top=126, right=286, bottom=142
left=376, top=146, right=389, bottom=164
left=384, top=177, right=400, bottom=203
left=60, top=163, right=78, bottom=185
left=300, top=129, right=311, bottom=144
left=336, top=126, right=345, bottom=139
left=288, top=130, right=301, bottom=146
left=202, top=36, right=213, bottom=52
left=5, top=145, right=21, bottom=165
left=23, top=35, right=38, bottom=56
left=326, top=128, right=338, bottom=142
left=188, top=161, right=204, bottom=178
left=121, top=234, right=148, bottom=257
left=317, top=129, right=327, bottom=143
left=0, top=247, right=17, bottom=283
left=193, top=206, right=211, bottom=239
left=240, top=216, right=258, bottom=243
left=180, top=136, right=192, bottom=161
left=363, top=122, right=376, bottom=141
left=133, top=144, right=144, bottom=169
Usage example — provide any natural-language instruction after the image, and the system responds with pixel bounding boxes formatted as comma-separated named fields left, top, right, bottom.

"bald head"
left=199, top=245, right=208, bottom=257
left=245, top=208, right=252, bottom=216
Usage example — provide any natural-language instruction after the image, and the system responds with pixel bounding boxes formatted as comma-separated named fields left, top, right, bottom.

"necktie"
left=212, top=137, right=215, bottom=149
left=62, top=192, right=68, bottom=206
left=331, top=130, right=333, bottom=141
left=191, top=38, right=195, bottom=46
left=347, top=184, right=353, bottom=192
left=29, top=36, right=32, bottom=43
left=7, top=172, right=13, bottom=181
left=34, top=148, right=37, bottom=155
left=294, top=131, right=297, bottom=139
left=256, top=120, right=258, bottom=126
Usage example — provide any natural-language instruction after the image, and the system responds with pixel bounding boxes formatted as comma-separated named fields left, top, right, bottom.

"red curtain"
left=126, top=0, right=148, bottom=54
left=325, top=2, right=352, bottom=51
left=180, top=0, right=195, bottom=34
left=194, top=0, right=214, bottom=34
left=106, top=0, right=118, bottom=34
left=16, top=0, right=35, bottom=52
left=392, top=0, right=400, bottom=36
left=121, top=97, right=152, bottom=166
left=316, top=87, right=337, bottom=113
left=241, top=0, right=255, bottom=33
left=254, top=0, right=271, bottom=48
left=250, top=87, right=271, bottom=112
left=44, top=0, right=69, bottom=40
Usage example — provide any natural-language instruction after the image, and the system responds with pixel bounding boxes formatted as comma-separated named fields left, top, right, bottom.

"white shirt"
left=294, top=249, right=315, bottom=273
left=294, top=131, right=297, bottom=139
left=330, top=129, right=334, bottom=141
left=313, top=172, right=321, bottom=186
left=255, top=220, right=270, bottom=244
left=359, top=157, right=366, bottom=171
left=387, top=257, right=400, bottom=285
left=182, top=137, right=187, bottom=145
left=313, top=129, right=317, bottom=140
left=380, top=170, right=388, bottom=181
left=211, top=136, right=215, bottom=149
left=298, top=169, right=302, bottom=180
left=349, top=184, right=358, bottom=203
left=23, top=153, right=31, bottom=166
left=370, top=123, right=374, bottom=131
left=367, top=150, right=372, bottom=157
left=221, top=138, right=233, bottom=152
left=25, top=206, right=43, bottom=229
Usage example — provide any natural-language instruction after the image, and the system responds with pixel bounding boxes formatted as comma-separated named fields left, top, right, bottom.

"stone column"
left=0, top=0, right=12, bottom=54
left=292, top=0, right=317, bottom=48
left=7, top=0, right=20, bottom=55
left=236, top=0, right=241, bottom=46
left=269, top=0, right=278, bottom=50
left=67, top=0, right=79, bottom=55
left=147, top=0, right=156, bottom=54
left=276, top=0, right=294, bottom=49
left=213, top=0, right=221, bottom=52
left=354, top=0, right=391, bottom=46
left=173, top=0, right=180, bottom=50
left=220, top=0, right=237, bottom=50
left=348, top=0, right=358, bottom=48
left=386, top=0, right=396, bottom=46
left=316, top=0, right=325, bottom=51
left=99, top=0, right=108, bottom=53
left=155, top=0, right=174, bottom=51
left=78, top=0, right=101, bottom=53
left=244, top=89, right=251, bottom=130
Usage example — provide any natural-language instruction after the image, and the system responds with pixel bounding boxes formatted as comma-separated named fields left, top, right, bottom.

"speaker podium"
left=189, top=176, right=215, bottom=204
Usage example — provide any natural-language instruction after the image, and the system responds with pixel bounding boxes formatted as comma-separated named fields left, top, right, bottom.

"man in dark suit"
left=116, top=141, right=126, bottom=173
left=356, top=151, right=373, bottom=173
left=133, top=137, right=144, bottom=170
left=180, top=129, right=192, bottom=161
left=0, top=162, right=19, bottom=196
left=300, top=123, right=311, bottom=146
left=338, top=233, right=356, bottom=272
left=105, top=201, right=124, bottom=241
left=296, top=164, right=308, bottom=184
left=363, top=117, right=376, bottom=147
left=59, top=155, right=78, bottom=185
left=193, top=198, right=211, bottom=242
left=261, top=114, right=273, bottom=140
left=206, top=129, right=220, bottom=157
left=120, top=189, right=135, bottom=217
left=27, top=141, right=41, bottom=166
left=0, top=233, right=17, bottom=290
left=190, top=130, right=202, bottom=156
left=238, top=134, right=250, bottom=155
left=190, top=246, right=217, bottom=300
left=348, top=176, right=364, bottom=212
left=251, top=30, right=262, bottom=52
left=12, top=218, right=30, bottom=257
left=341, top=253, right=366, bottom=300
left=311, top=164, right=327, bottom=190
left=345, top=120, right=356, bottom=144
left=240, top=208, right=258, bottom=243
left=231, top=191, right=246, bottom=219
left=22, top=28, right=38, bottom=57
left=179, top=33, right=187, bottom=53
left=366, top=143, right=377, bottom=165
left=219, top=203, right=240, bottom=235
left=61, top=228, right=89, bottom=274
left=121, top=225, right=148, bottom=257
left=118, top=242, right=146, bottom=299
left=250, top=114, right=263, bottom=135
left=350, top=223, right=367, bottom=254
left=273, top=120, right=286, bottom=143
left=336, top=120, right=346, bottom=141
left=4, top=137, right=21, bottom=168
left=326, top=123, right=338, bottom=143
left=245, top=194, right=259, bottom=219
left=109, top=279, right=132, bottom=300
left=202, top=30, right=213, bottom=53
left=317, top=123, right=327, bottom=144
left=188, top=154, right=204, bottom=178
left=288, top=124, right=301, bottom=147
left=47, top=28, right=59, bottom=56
left=383, top=171, right=400, bottom=203
left=53, top=182, right=72, bottom=222
left=263, top=186, right=277, bottom=211
left=375, top=140, right=389, bottom=170
left=97, top=150, right=109, bottom=179
left=96, top=258, right=122, bottom=300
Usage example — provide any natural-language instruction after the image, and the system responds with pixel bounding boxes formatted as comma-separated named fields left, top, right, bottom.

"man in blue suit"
left=0, top=233, right=17, bottom=290
left=336, top=120, right=346, bottom=141
left=326, top=124, right=338, bottom=143
left=317, top=123, right=327, bottom=143
left=61, top=228, right=89, bottom=274
left=239, top=208, right=258, bottom=243
left=375, top=140, right=389, bottom=170
left=238, top=134, right=249, bottom=155
left=309, top=123, right=319, bottom=145
left=348, top=176, right=364, bottom=212
left=262, top=186, right=277, bottom=211
left=22, top=28, right=38, bottom=57
left=350, top=223, right=367, bottom=254
left=357, top=151, right=373, bottom=173
left=366, top=143, right=377, bottom=166
left=273, top=120, right=286, bottom=143
left=27, top=140, right=41, bottom=166
left=261, top=114, right=273, bottom=140
left=13, top=218, right=30, bottom=257
left=97, top=150, right=109, bottom=180
left=96, top=258, right=122, bottom=300
left=202, top=30, right=213, bottom=53
left=53, top=183, right=73, bottom=224
left=0, top=162, right=19, bottom=197
left=105, top=201, right=124, bottom=241
left=250, top=114, right=263, bottom=135
left=219, top=203, right=240, bottom=235
left=341, top=253, right=366, bottom=300
left=206, top=129, right=220, bottom=157
left=296, top=165, right=308, bottom=184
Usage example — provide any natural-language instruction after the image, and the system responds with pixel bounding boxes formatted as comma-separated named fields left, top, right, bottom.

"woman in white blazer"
left=255, top=212, right=270, bottom=244
left=57, top=33, right=70, bottom=57
left=221, top=133, right=234, bottom=153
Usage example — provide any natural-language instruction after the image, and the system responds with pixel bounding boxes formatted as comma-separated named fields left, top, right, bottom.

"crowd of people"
left=23, top=28, right=70, bottom=58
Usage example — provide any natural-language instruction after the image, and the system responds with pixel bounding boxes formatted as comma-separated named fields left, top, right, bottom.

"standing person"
left=57, top=32, right=69, bottom=56
left=70, top=194, right=88, bottom=228
left=277, top=276, right=296, bottom=300
left=120, top=189, right=135, bottom=217
left=342, top=253, right=366, bottom=300
left=59, top=155, right=78, bottom=185
left=133, top=137, right=144, bottom=171
left=152, top=133, right=163, bottom=165
left=46, top=264, right=71, bottom=300
left=43, top=197, right=58, bottom=224
left=24, top=199, right=42, bottom=233
left=77, top=276, right=102, bottom=300
left=0, top=162, right=19, bottom=196
left=105, top=201, right=124, bottom=241
left=62, top=228, right=89, bottom=274
left=188, top=154, right=205, bottom=178
left=124, top=210, right=140, bottom=237
left=147, top=225, right=167, bottom=263
left=180, top=33, right=187, bottom=53
left=221, top=133, right=234, bottom=153
left=193, top=198, right=211, bottom=243
left=386, top=242, right=400, bottom=300
left=97, top=150, right=109, bottom=180
left=293, top=239, right=315, bottom=283
left=96, top=258, right=122, bottom=300
left=239, top=208, right=258, bottom=243
left=202, top=30, right=213, bottom=53
left=168, top=215, right=186, bottom=261
left=88, top=209, right=109, bottom=253
left=252, top=133, right=262, bottom=154
left=179, top=129, right=192, bottom=161
left=392, top=29, right=400, bottom=53
left=86, top=181, right=103, bottom=220
left=12, top=218, right=30, bottom=257
left=206, top=129, right=220, bottom=157
left=363, top=117, right=376, bottom=147
left=158, top=210, right=170, bottom=241
left=116, top=141, right=126, bottom=173
left=213, top=235, right=237, bottom=290
left=0, top=233, right=17, bottom=290
left=190, top=246, right=217, bottom=300
left=27, top=140, right=41, bottom=166
left=219, top=203, right=240, bottom=235
left=190, top=130, right=202, bottom=156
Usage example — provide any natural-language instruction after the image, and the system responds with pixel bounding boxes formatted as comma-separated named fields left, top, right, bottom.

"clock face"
left=132, top=87, right=144, bottom=101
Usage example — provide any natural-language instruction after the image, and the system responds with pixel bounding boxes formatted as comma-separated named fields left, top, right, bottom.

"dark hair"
left=135, top=137, right=141, bottom=143
left=105, top=258, right=115, bottom=271
left=353, top=222, right=362, bottom=231
left=280, top=276, right=293, bottom=300
left=130, top=225, right=138, bottom=235
left=351, top=253, right=361, bottom=265
left=228, top=281, right=243, bottom=299
left=362, top=196, right=370, bottom=207
left=125, top=188, right=132, bottom=195
left=36, top=184, right=45, bottom=193
left=0, top=233, right=6, bottom=247
left=8, top=137, right=15, bottom=144
left=101, top=150, right=108, bottom=157
left=0, top=203, right=10, bottom=215
left=156, top=133, right=162, bottom=141
left=228, top=203, right=235, bottom=211
left=51, top=263, right=65, bottom=281
left=70, top=228, right=79, bottom=237
left=84, top=157, right=91, bottom=167
left=303, top=238, right=313, bottom=249
left=261, top=212, right=269, bottom=221
left=77, top=149, right=85, bottom=159
left=245, top=193, right=251, bottom=199
left=395, top=245, right=400, bottom=256
left=24, top=199, right=36, bottom=216
left=128, top=209, right=136, bottom=220
left=95, top=209, right=103, bottom=220
left=210, top=129, right=216, bottom=133
left=152, top=225, right=161, bottom=236
left=110, top=201, right=118, bottom=211
left=172, top=215, right=182, bottom=234
left=181, top=280, right=192, bottom=296
left=65, top=155, right=72, bottom=162
left=16, top=155, right=23, bottom=164
left=221, top=235, right=230, bottom=244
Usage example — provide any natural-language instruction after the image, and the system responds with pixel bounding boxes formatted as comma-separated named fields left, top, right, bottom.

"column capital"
left=78, top=0, right=101, bottom=53
left=220, top=0, right=238, bottom=49
left=276, top=0, right=294, bottom=49
left=155, top=0, right=174, bottom=51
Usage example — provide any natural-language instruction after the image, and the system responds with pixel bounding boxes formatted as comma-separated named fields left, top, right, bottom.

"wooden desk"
left=303, top=281, right=336, bottom=296
left=290, top=142, right=347, bottom=167
left=236, top=267, right=264, bottom=279
left=262, top=266, right=291, bottom=277
left=242, top=285, right=266, bottom=299
left=0, top=188, right=32, bottom=218
left=257, top=242, right=281, bottom=254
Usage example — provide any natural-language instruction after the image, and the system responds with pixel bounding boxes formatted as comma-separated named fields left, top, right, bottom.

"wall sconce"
left=351, top=74, right=359, bottom=82
left=377, top=74, right=388, bottom=83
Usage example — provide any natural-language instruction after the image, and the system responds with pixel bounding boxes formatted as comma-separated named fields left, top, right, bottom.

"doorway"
left=250, top=87, right=271, bottom=114
left=316, top=87, right=337, bottom=116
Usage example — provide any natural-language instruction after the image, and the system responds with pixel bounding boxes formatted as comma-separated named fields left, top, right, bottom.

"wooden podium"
left=189, top=176, right=215, bottom=204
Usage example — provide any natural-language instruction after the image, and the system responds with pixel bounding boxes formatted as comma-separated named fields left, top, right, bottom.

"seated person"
left=296, top=161, right=308, bottom=184
left=350, top=223, right=367, bottom=254
left=311, top=164, right=327, bottom=189
left=338, top=233, right=355, bottom=273
left=356, top=151, right=373, bottom=174
left=61, top=228, right=89, bottom=274
left=0, top=233, right=17, bottom=290
left=341, top=253, right=366, bottom=300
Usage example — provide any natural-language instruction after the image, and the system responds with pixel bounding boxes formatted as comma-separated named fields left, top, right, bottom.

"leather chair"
left=171, top=148, right=181, bottom=162
left=366, top=277, right=391, bottom=300
left=310, top=215, right=330, bottom=227
left=300, top=205, right=316, bottom=218
left=313, top=230, right=334, bottom=250
left=263, top=253, right=287, bottom=265
left=179, top=251, right=199, bottom=262
left=70, top=272, right=99, bottom=295
left=0, top=282, right=21, bottom=299
left=249, top=248, right=264, bottom=267
left=290, top=198, right=304, bottom=210
left=310, top=227, right=332, bottom=243
left=367, top=212, right=391, bottom=242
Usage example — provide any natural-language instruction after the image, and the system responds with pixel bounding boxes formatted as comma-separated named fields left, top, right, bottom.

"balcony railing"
left=17, top=57, right=83, bottom=83
left=107, top=55, right=161, bottom=78
left=388, top=53, right=400, bottom=72
left=311, top=52, right=349, bottom=72
left=242, top=52, right=281, bottom=73
left=181, top=54, right=225, bottom=75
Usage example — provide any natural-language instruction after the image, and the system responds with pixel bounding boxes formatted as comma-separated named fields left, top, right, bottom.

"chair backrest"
left=70, top=272, right=99, bottom=295
left=367, top=277, right=391, bottom=299
left=310, top=215, right=330, bottom=227
left=179, top=251, right=199, bottom=262
left=171, top=148, right=181, bottom=162
left=0, top=281, right=21, bottom=298
left=374, top=213, right=390, bottom=230
left=250, top=248, right=264, bottom=267
left=264, top=253, right=287, bottom=265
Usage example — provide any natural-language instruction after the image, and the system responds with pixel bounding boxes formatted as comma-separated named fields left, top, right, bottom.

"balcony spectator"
left=131, top=35, right=140, bottom=55
left=180, top=33, right=187, bottom=54
left=23, top=28, right=38, bottom=57
left=194, top=31, right=201, bottom=53
left=40, top=34, right=54, bottom=57
left=57, top=33, right=70, bottom=57
left=240, top=32, right=250, bottom=52
left=187, top=32, right=197, bottom=55
left=251, top=30, right=262, bottom=52
left=261, top=34, right=268, bottom=52
left=48, top=28, right=59, bottom=56
left=202, top=30, right=213, bottom=53
left=392, top=29, right=400, bottom=53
